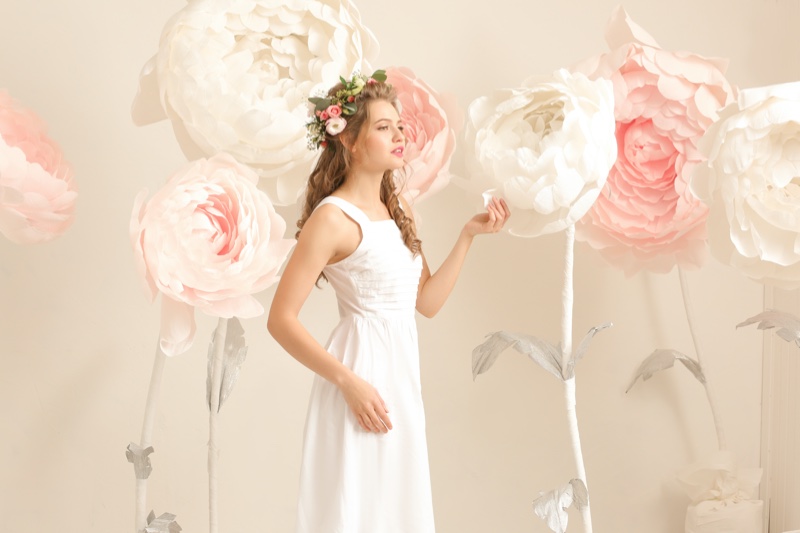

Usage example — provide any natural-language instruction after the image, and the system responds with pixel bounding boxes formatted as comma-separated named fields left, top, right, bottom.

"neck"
left=338, top=168, right=385, bottom=209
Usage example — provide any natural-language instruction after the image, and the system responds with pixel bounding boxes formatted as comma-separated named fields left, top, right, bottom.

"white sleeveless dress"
left=296, top=196, right=435, bottom=533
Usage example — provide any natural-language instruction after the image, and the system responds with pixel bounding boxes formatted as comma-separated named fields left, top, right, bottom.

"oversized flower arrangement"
left=305, top=69, right=388, bottom=149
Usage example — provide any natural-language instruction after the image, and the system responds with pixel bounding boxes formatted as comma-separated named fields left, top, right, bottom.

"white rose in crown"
left=464, top=69, right=617, bottom=237
left=132, top=0, right=379, bottom=205
left=691, top=81, right=800, bottom=289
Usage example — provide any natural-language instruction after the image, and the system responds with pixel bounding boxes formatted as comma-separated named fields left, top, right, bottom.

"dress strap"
left=315, top=196, right=371, bottom=227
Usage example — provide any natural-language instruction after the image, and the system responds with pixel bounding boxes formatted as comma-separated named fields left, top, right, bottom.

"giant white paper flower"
left=690, top=82, right=800, bottom=289
left=464, top=69, right=616, bottom=237
left=132, top=0, right=379, bottom=205
left=130, top=153, right=295, bottom=356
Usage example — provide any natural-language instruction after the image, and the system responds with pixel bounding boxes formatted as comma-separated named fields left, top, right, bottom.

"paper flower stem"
left=135, top=344, right=168, bottom=533
left=678, top=267, right=727, bottom=451
left=208, top=317, right=229, bottom=533
left=561, top=225, right=593, bottom=533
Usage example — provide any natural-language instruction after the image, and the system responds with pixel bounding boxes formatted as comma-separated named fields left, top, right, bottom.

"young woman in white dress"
left=267, top=71, right=510, bottom=533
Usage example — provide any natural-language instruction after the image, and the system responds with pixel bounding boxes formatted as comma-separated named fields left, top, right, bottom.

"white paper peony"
left=691, top=81, right=800, bottom=289
left=463, top=69, right=617, bottom=237
left=132, top=0, right=379, bottom=205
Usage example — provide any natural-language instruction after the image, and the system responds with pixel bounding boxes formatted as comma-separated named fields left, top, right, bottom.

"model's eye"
left=378, top=125, right=389, bottom=131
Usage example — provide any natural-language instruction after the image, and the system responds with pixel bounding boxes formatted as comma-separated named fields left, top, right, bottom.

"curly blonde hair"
left=297, top=80, right=421, bottom=272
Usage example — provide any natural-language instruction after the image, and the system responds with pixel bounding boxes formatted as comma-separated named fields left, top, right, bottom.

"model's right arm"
left=267, top=205, right=392, bottom=433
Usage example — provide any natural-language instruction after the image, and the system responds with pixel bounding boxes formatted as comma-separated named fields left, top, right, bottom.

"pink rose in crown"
left=326, top=105, right=342, bottom=118
left=574, top=6, right=736, bottom=274
left=0, top=91, right=77, bottom=244
left=386, top=66, right=462, bottom=205
left=130, top=152, right=295, bottom=356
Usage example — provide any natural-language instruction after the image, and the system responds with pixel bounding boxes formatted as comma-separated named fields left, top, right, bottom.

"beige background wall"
left=1, top=1, right=797, bottom=532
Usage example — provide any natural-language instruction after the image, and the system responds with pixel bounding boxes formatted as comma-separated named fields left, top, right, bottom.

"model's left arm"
left=414, top=196, right=510, bottom=318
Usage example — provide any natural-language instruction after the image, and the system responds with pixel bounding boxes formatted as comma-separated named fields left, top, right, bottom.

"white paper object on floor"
left=678, top=451, right=763, bottom=533
left=532, top=479, right=588, bottom=533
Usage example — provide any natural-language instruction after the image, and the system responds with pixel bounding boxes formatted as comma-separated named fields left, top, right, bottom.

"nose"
left=393, top=125, right=405, bottom=143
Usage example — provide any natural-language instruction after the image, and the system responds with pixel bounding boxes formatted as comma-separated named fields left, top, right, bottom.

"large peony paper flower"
left=130, top=152, right=295, bottom=356
left=463, top=68, right=616, bottom=237
left=691, top=82, right=800, bottom=289
left=0, top=91, right=76, bottom=244
left=386, top=66, right=461, bottom=205
left=575, top=6, right=736, bottom=274
left=132, top=0, right=379, bottom=205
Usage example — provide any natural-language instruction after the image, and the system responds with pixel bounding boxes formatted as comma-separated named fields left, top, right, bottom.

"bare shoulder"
left=302, top=202, right=350, bottom=238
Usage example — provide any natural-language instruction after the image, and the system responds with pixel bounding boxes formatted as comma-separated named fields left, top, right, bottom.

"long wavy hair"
left=297, top=80, right=421, bottom=281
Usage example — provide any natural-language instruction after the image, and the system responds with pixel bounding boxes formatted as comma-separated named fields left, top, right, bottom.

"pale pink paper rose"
left=574, top=6, right=736, bottom=274
left=386, top=66, right=462, bottom=205
left=0, top=91, right=76, bottom=244
left=130, top=152, right=295, bottom=356
left=131, top=0, right=379, bottom=206
left=691, top=82, right=800, bottom=289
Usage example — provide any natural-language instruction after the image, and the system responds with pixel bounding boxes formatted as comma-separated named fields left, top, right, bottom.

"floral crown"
left=306, top=69, right=389, bottom=150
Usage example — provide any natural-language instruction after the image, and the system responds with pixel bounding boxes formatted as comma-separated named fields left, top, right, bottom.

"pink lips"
left=391, top=146, right=404, bottom=157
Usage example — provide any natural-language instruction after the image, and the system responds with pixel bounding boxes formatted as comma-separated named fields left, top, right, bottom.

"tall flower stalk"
left=465, top=69, right=616, bottom=533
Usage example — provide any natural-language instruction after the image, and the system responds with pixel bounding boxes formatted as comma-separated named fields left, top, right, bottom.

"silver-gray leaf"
left=473, top=331, right=563, bottom=381
left=126, top=443, right=154, bottom=480
left=566, top=322, right=613, bottom=379
left=145, top=511, right=182, bottom=533
left=206, top=317, right=249, bottom=413
left=737, top=310, right=800, bottom=347
left=626, top=349, right=706, bottom=393
left=532, top=481, right=575, bottom=533
left=569, top=478, right=589, bottom=511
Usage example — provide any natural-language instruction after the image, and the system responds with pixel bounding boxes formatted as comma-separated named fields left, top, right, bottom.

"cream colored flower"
left=691, top=82, right=800, bottom=289
left=464, top=69, right=616, bottom=237
left=132, top=0, right=379, bottom=205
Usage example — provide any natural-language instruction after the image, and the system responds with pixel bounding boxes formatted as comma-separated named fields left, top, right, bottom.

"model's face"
left=350, top=100, right=406, bottom=173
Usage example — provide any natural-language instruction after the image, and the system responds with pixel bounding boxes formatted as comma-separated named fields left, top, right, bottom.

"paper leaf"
left=566, top=322, right=613, bottom=378
left=206, top=317, right=249, bottom=413
left=626, top=349, right=706, bottom=392
left=737, top=310, right=800, bottom=347
left=472, top=331, right=563, bottom=381
left=569, top=478, right=589, bottom=510
left=532, top=481, right=576, bottom=533
left=126, top=443, right=154, bottom=480
left=145, top=511, right=182, bottom=533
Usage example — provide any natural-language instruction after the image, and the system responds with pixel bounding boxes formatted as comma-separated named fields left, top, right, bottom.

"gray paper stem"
left=737, top=309, right=800, bottom=347
left=532, top=478, right=589, bottom=533
left=206, top=317, right=248, bottom=413
left=126, top=443, right=154, bottom=480
left=626, top=349, right=706, bottom=393
left=145, top=511, right=182, bottom=533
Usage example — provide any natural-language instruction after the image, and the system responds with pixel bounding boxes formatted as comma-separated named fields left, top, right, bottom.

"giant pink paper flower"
left=386, top=66, right=462, bottom=205
left=575, top=6, right=736, bottom=274
left=691, top=82, right=800, bottom=289
left=131, top=153, right=295, bottom=356
left=0, top=91, right=76, bottom=244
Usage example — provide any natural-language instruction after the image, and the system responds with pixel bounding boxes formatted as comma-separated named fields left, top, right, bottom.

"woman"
left=267, top=70, right=510, bottom=533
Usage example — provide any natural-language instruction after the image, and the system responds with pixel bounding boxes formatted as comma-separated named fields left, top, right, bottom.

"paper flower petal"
left=145, top=511, right=182, bottom=533
left=626, top=348, right=706, bottom=392
left=532, top=479, right=588, bottom=533
left=472, top=331, right=563, bottom=381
